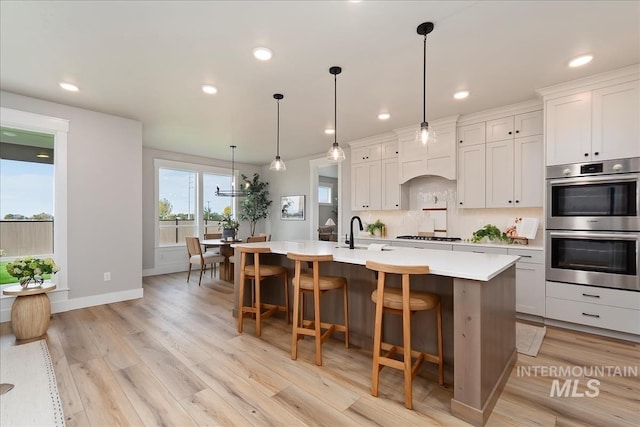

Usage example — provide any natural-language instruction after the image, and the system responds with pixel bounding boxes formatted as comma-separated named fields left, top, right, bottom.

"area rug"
left=0, top=339, right=65, bottom=426
left=516, top=322, right=546, bottom=357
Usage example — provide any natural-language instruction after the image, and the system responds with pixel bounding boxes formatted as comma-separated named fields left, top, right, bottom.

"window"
left=0, top=126, right=55, bottom=285
left=318, top=184, right=333, bottom=205
left=155, top=159, right=235, bottom=246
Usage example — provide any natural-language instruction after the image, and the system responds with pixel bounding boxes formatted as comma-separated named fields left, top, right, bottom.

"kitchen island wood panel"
left=232, top=240, right=518, bottom=426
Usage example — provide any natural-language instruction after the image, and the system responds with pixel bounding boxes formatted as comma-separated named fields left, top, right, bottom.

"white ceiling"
left=1, top=1, right=638, bottom=165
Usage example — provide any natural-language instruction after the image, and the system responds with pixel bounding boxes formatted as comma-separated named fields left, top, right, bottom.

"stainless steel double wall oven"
left=546, top=157, right=640, bottom=292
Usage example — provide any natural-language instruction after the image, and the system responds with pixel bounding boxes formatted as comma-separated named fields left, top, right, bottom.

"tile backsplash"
left=356, top=176, right=545, bottom=246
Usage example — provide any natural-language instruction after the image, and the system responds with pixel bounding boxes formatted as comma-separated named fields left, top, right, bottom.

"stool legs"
left=437, top=302, right=444, bottom=385
left=238, top=253, right=247, bottom=334
left=371, top=271, right=385, bottom=397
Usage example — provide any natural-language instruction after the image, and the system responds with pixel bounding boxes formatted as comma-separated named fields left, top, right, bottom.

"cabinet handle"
left=459, top=202, right=463, bottom=205
left=582, top=293, right=600, bottom=298
left=508, top=131, right=512, bottom=135
left=584, top=153, right=589, bottom=157
left=520, top=255, right=532, bottom=258
left=472, top=251, right=484, bottom=253
left=508, top=200, right=512, bottom=203
left=395, top=151, right=398, bottom=154
left=594, top=152, right=599, bottom=156
left=459, top=140, right=463, bottom=143
left=395, top=204, right=399, bottom=207
left=515, top=130, right=520, bottom=133
left=582, top=312, right=600, bottom=318
left=515, top=200, right=520, bottom=203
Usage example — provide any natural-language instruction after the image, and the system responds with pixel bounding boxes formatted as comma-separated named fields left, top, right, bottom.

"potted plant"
left=239, top=173, right=272, bottom=237
left=5, top=256, right=60, bottom=288
left=219, top=206, right=239, bottom=240
left=471, top=224, right=508, bottom=243
left=366, top=219, right=386, bottom=237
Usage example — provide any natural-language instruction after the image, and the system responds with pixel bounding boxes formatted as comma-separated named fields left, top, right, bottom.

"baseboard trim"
left=143, top=266, right=187, bottom=277
left=0, top=287, right=144, bottom=323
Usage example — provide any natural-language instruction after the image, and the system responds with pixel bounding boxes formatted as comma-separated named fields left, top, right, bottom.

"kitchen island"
left=232, top=240, right=519, bottom=426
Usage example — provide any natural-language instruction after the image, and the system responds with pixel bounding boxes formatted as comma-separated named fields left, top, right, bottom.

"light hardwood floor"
left=1, top=272, right=638, bottom=426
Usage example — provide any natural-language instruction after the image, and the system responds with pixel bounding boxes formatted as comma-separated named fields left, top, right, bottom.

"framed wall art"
left=281, top=195, right=305, bottom=220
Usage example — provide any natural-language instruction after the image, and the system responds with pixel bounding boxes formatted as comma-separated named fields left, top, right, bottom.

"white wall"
left=0, top=90, right=143, bottom=301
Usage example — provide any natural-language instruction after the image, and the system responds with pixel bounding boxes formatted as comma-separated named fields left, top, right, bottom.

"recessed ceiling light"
left=378, top=113, right=391, bottom=120
left=453, top=90, right=469, bottom=100
left=202, top=85, right=218, bottom=95
left=36, top=153, right=50, bottom=158
left=325, top=128, right=335, bottom=135
left=2, top=131, right=16, bottom=137
left=253, top=47, right=273, bottom=61
left=569, top=55, right=593, bottom=68
left=59, top=82, right=79, bottom=92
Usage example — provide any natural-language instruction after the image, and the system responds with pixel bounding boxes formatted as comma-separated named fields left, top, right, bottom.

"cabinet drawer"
left=508, top=248, right=543, bottom=264
left=546, top=281, right=640, bottom=310
left=546, top=297, right=640, bottom=335
left=453, top=245, right=508, bottom=255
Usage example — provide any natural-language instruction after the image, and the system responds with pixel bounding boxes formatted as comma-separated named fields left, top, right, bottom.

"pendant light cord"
left=423, top=33, right=427, bottom=123
left=334, top=72, right=338, bottom=144
left=276, top=99, right=280, bottom=156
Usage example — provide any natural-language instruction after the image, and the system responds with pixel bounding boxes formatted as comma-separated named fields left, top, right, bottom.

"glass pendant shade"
left=326, top=142, right=346, bottom=161
left=270, top=93, right=286, bottom=171
left=326, top=66, right=346, bottom=162
left=270, top=155, right=286, bottom=171
left=416, top=121, right=437, bottom=145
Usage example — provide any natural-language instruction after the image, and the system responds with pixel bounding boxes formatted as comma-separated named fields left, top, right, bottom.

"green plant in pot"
left=219, top=206, right=239, bottom=240
left=239, top=173, right=272, bottom=237
left=471, top=224, right=508, bottom=243
left=366, top=219, right=385, bottom=236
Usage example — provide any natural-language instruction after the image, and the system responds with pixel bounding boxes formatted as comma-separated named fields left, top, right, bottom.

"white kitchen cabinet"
left=486, top=134, right=543, bottom=208
left=486, top=116, right=514, bottom=143
left=350, top=135, right=404, bottom=211
left=514, top=111, right=544, bottom=138
left=508, top=247, right=545, bottom=317
left=457, top=122, right=485, bottom=147
left=545, top=79, right=640, bottom=165
left=457, top=144, right=486, bottom=208
left=485, top=140, right=514, bottom=208
left=591, top=80, right=640, bottom=161
left=546, top=281, right=640, bottom=335
left=381, top=158, right=401, bottom=210
left=382, top=141, right=399, bottom=159
left=352, top=144, right=382, bottom=164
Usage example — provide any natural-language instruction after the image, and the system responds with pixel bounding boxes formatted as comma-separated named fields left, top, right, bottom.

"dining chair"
left=185, top=237, right=225, bottom=286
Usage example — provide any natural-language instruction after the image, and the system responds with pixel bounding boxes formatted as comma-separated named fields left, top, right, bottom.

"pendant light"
left=416, top=22, right=437, bottom=145
left=215, top=145, right=247, bottom=197
left=269, top=93, right=286, bottom=171
left=326, top=66, right=346, bottom=162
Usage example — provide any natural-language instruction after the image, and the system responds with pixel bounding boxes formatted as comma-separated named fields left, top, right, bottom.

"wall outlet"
left=103, top=272, right=111, bottom=281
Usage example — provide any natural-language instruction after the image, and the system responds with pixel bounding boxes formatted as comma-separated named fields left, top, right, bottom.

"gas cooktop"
left=396, top=235, right=462, bottom=242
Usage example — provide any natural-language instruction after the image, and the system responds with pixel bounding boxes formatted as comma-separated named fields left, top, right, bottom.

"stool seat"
left=244, top=264, right=287, bottom=277
left=299, top=273, right=346, bottom=291
left=371, top=288, right=439, bottom=311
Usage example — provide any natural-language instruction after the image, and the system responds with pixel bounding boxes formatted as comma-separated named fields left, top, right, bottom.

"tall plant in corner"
left=239, top=173, right=272, bottom=236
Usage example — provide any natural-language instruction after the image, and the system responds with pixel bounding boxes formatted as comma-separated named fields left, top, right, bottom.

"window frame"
left=318, top=182, right=334, bottom=206
left=154, top=158, right=236, bottom=248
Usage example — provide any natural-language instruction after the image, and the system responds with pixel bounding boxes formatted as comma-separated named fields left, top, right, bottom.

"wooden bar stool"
left=237, top=246, right=289, bottom=336
left=287, top=253, right=349, bottom=366
left=366, top=260, right=443, bottom=410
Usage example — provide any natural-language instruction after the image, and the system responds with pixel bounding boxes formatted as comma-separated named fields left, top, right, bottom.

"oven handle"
left=548, top=231, right=639, bottom=241
left=548, top=174, right=640, bottom=186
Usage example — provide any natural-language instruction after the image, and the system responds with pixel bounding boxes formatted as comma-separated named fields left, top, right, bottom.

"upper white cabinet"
left=457, top=103, right=543, bottom=209
left=395, top=116, right=459, bottom=183
left=540, top=66, right=640, bottom=165
left=349, top=134, right=404, bottom=211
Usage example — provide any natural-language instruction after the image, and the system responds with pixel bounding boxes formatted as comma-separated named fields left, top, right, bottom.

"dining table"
left=201, top=238, right=241, bottom=281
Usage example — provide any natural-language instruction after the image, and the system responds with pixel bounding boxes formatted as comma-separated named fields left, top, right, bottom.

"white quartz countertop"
left=233, top=240, right=519, bottom=281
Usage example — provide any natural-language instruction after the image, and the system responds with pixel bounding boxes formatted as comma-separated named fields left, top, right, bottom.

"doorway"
left=309, top=157, right=342, bottom=241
